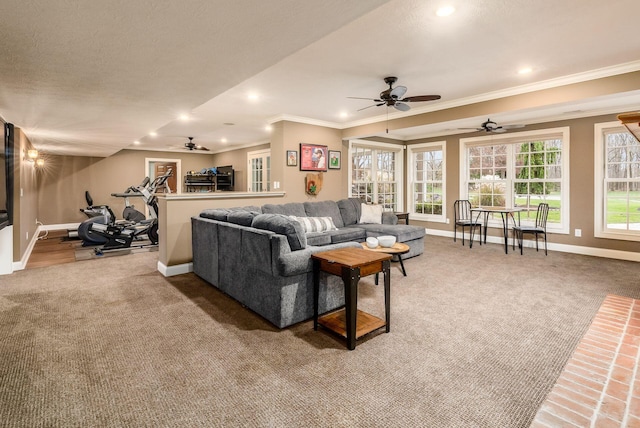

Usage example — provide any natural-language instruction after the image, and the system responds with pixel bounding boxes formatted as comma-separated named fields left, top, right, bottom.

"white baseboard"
left=425, top=228, right=640, bottom=262
left=158, top=261, right=193, bottom=277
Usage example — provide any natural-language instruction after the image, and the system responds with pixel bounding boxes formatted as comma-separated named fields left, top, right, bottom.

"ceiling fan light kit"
left=349, top=76, right=441, bottom=112
left=459, top=118, right=525, bottom=134
left=184, top=137, right=210, bottom=151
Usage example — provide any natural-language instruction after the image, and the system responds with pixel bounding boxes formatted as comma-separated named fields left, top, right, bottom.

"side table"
left=312, top=248, right=392, bottom=350
left=394, top=211, right=410, bottom=225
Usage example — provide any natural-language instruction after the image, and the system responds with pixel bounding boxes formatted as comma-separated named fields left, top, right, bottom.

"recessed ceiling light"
left=149, top=131, right=157, bottom=137
left=221, top=138, right=227, bottom=143
left=247, top=93, right=259, bottom=101
left=518, top=67, right=533, bottom=75
left=133, top=140, right=140, bottom=145
left=340, top=112, right=349, bottom=119
left=436, top=5, right=455, bottom=17
left=178, top=114, right=190, bottom=121
left=265, top=125, right=273, bottom=132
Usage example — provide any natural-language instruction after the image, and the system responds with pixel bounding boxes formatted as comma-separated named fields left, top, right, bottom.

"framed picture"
left=286, top=150, right=298, bottom=166
left=299, top=143, right=328, bottom=171
left=328, top=150, right=341, bottom=169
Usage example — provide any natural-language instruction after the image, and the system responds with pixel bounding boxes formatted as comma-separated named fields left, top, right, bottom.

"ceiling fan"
left=349, top=76, right=441, bottom=112
left=184, top=137, right=209, bottom=151
left=461, top=118, right=525, bottom=133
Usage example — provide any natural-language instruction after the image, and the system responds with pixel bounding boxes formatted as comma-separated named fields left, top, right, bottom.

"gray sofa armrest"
left=382, top=211, right=398, bottom=225
left=270, top=234, right=360, bottom=277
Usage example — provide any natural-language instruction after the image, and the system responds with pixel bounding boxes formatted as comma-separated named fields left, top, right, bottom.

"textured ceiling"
left=1, top=0, right=640, bottom=157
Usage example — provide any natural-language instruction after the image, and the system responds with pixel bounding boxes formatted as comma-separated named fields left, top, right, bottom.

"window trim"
left=594, top=120, right=640, bottom=242
left=407, top=141, right=446, bottom=223
left=459, top=127, right=570, bottom=234
left=348, top=139, right=404, bottom=211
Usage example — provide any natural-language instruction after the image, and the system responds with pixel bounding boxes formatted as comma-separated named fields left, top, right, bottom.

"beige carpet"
left=2, top=236, right=640, bottom=427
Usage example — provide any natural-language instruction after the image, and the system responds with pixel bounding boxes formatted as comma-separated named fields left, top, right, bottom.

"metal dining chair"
left=453, top=199, right=482, bottom=246
left=512, top=203, right=549, bottom=255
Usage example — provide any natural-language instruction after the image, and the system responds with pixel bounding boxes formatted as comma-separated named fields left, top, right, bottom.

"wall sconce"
left=24, top=148, right=45, bottom=167
left=26, top=149, right=39, bottom=161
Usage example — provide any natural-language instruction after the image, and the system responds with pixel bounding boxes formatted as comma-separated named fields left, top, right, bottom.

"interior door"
left=154, top=162, right=177, bottom=193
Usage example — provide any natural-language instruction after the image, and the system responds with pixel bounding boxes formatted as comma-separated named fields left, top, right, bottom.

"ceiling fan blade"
left=501, top=124, right=525, bottom=129
left=197, top=146, right=210, bottom=151
left=402, top=95, right=442, bottom=102
left=357, top=104, right=379, bottom=111
left=394, top=102, right=411, bottom=112
left=390, top=85, right=407, bottom=99
left=492, top=128, right=507, bottom=133
left=347, top=96, right=378, bottom=100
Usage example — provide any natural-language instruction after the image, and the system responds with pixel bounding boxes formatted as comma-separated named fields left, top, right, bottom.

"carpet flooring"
left=2, top=236, right=640, bottom=427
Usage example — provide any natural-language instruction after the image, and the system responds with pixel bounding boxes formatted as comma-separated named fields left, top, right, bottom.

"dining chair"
left=512, top=203, right=549, bottom=255
left=453, top=199, right=482, bottom=246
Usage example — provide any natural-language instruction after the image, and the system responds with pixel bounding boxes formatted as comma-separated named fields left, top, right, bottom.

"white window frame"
left=460, top=127, right=570, bottom=234
left=348, top=139, right=404, bottom=211
left=247, top=148, right=270, bottom=192
left=407, top=141, right=446, bottom=222
left=594, top=121, right=640, bottom=241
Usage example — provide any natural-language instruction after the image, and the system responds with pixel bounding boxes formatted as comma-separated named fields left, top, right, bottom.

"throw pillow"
left=359, top=203, right=383, bottom=224
left=289, top=216, right=338, bottom=233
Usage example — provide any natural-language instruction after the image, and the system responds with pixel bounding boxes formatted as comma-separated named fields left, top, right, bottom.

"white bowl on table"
left=377, top=235, right=396, bottom=248
left=365, top=237, right=379, bottom=249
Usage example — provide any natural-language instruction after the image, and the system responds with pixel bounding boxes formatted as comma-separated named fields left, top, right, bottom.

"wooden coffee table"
left=360, top=242, right=410, bottom=277
left=312, top=248, right=392, bottom=350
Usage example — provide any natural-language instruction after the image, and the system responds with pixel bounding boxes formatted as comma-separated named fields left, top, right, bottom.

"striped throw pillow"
left=289, top=216, right=338, bottom=233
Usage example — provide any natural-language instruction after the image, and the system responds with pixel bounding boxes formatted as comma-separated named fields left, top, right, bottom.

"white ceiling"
left=1, top=0, right=640, bottom=157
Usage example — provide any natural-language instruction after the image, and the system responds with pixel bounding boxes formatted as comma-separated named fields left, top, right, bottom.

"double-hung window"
left=349, top=140, right=403, bottom=211
left=460, top=127, right=570, bottom=233
left=594, top=121, right=640, bottom=241
left=407, top=142, right=446, bottom=222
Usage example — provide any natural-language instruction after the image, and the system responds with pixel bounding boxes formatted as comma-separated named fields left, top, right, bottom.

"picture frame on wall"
left=328, top=150, right=341, bottom=169
left=299, top=143, right=328, bottom=171
left=286, top=150, right=298, bottom=166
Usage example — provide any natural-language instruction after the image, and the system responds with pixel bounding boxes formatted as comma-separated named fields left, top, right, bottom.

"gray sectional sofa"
left=191, top=198, right=425, bottom=328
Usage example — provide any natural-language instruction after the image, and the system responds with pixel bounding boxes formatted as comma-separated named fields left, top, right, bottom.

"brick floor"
left=531, top=295, right=640, bottom=427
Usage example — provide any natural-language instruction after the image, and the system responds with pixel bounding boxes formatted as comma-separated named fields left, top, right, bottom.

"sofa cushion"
left=325, top=227, right=367, bottom=244
left=251, top=213, right=307, bottom=251
left=290, top=216, right=338, bottom=233
left=305, top=232, right=333, bottom=246
left=351, top=223, right=425, bottom=242
left=227, top=210, right=260, bottom=226
left=262, top=203, right=306, bottom=217
left=200, top=208, right=230, bottom=221
left=303, top=201, right=345, bottom=228
left=337, top=198, right=362, bottom=226
left=359, top=203, right=383, bottom=224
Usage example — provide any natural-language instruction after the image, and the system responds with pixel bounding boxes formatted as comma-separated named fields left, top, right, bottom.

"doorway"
left=146, top=158, right=181, bottom=194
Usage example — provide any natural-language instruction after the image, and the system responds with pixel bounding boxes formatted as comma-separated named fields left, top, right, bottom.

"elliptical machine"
left=77, top=168, right=172, bottom=254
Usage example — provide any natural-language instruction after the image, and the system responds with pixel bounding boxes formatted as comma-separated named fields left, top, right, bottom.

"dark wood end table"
left=394, top=212, right=410, bottom=225
left=312, top=248, right=392, bottom=350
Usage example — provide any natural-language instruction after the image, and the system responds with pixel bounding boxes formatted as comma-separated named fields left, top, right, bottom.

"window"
left=460, top=127, right=569, bottom=233
left=407, top=142, right=445, bottom=222
left=594, top=121, right=640, bottom=241
left=349, top=140, right=403, bottom=211
left=247, top=149, right=270, bottom=192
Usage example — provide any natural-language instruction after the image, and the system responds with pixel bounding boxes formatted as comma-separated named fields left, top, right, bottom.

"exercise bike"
left=72, top=191, right=117, bottom=244
left=77, top=168, right=172, bottom=254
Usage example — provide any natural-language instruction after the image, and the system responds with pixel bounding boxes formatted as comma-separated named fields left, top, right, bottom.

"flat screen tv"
left=0, top=122, right=14, bottom=230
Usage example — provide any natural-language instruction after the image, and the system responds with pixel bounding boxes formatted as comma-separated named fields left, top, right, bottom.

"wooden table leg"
left=383, top=259, right=391, bottom=333
left=313, top=258, right=320, bottom=331
left=342, top=266, right=360, bottom=350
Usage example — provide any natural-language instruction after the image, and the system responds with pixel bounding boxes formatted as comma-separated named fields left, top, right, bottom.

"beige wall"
left=37, top=149, right=225, bottom=225
left=13, top=128, right=39, bottom=262
left=212, top=143, right=270, bottom=192
left=405, top=113, right=640, bottom=253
